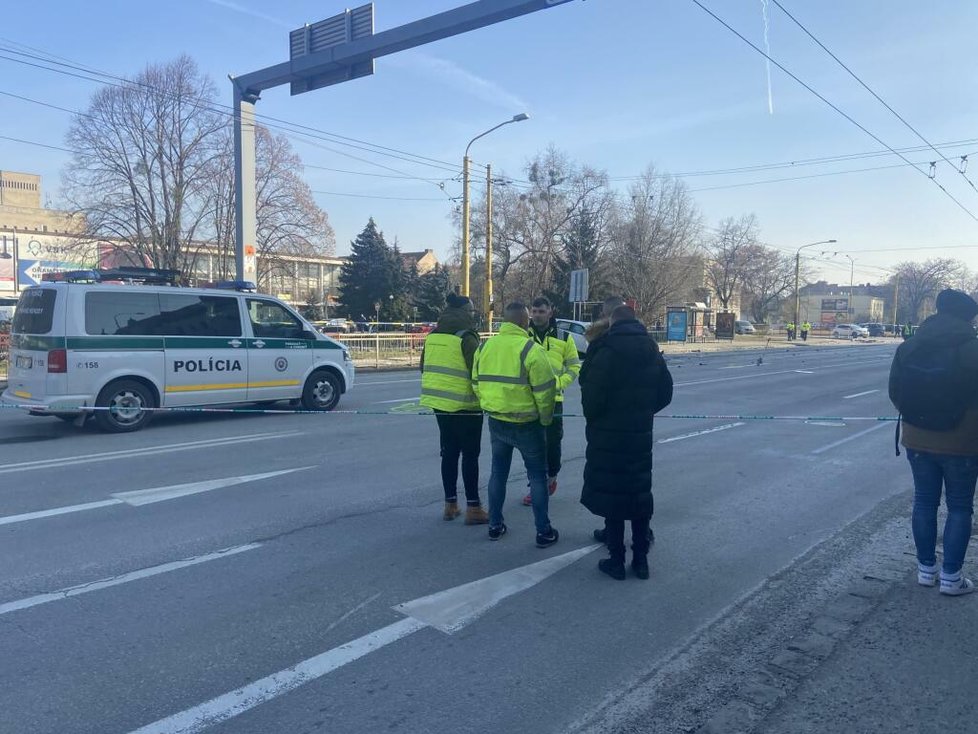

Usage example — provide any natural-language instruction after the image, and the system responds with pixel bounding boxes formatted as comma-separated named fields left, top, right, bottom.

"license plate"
left=15, top=355, right=33, bottom=369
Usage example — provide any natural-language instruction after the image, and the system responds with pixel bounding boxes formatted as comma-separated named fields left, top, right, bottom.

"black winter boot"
left=599, top=547, right=626, bottom=580
left=631, top=554, right=650, bottom=580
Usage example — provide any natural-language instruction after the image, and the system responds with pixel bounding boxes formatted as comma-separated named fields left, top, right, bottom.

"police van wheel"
left=95, top=379, right=155, bottom=433
left=301, top=371, right=341, bottom=412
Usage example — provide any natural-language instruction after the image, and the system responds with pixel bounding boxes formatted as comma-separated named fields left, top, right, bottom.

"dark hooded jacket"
left=889, top=312, right=978, bottom=456
left=580, top=318, right=673, bottom=520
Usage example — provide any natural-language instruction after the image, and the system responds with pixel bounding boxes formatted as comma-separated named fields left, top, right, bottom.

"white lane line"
left=0, top=499, right=123, bottom=527
left=0, top=431, right=302, bottom=476
left=0, top=468, right=313, bottom=526
left=0, top=544, right=260, bottom=616
left=843, top=389, right=880, bottom=400
left=130, top=618, right=427, bottom=734
left=129, top=544, right=598, bottom=734
left=794, top=370, right=815, bottom=374
left=811, top=421, right=890, bottom=455
left=658, top=422, right=745, bottom=444
left=372, top=397, right=419, bottom=404
left=719, top=365, right=753, bottom=370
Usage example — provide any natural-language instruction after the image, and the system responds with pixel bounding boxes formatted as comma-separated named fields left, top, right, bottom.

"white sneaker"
left=940, top=574, right=976, bottom=596
left=918, top=563, right=938, bottom=587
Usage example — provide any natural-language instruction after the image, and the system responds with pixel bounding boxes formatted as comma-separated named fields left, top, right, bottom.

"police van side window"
left=247, top=299, right=305, bottom=339
left=158, top=294, right=242, bottom=337
left=85, top=292, right=162, bottom=336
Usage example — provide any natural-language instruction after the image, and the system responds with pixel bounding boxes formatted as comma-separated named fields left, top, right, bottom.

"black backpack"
left=892, top=337, right=973, bottom=431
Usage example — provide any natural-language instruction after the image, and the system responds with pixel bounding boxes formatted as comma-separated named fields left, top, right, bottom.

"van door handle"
left=228, top=339, right=242, bottom=348
left=254, top=340, right=266, bottom=348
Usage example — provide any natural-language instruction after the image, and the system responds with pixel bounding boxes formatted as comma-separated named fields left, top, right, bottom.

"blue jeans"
left=906, top=449, right=978, bottom=575
left=487, top=417, right=551, bottom=534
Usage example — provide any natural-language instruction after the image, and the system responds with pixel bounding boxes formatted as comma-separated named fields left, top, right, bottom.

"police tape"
left=0, top=401, right=900, bottom=422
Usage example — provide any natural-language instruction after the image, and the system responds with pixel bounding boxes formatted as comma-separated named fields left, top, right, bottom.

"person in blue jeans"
left=890, top=288, right=978, bottom=596
left=472, top=303, right=559, bottom=548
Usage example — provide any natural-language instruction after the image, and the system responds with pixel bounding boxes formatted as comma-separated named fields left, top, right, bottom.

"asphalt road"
left=0, top=341, right=906, bottom=734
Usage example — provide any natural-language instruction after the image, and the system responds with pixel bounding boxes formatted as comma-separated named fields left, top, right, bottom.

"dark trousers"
left=434, top=410, right=483, bottom=504
left=545, top=402, right=564, bottom=477
left=604, top=516, right=652, bottom=558
left=801, top=331, right=808, bottom=341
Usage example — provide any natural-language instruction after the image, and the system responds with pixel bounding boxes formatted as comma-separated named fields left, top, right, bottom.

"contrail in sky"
left=761, top=0, right=774, bottom=114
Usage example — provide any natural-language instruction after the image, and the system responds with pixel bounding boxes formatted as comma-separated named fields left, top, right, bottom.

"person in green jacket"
left=519, top=296, right=580, bottom=506
left=420, top=294, right=488, bottom=524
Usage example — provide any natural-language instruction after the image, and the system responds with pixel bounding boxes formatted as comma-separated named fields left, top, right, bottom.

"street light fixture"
left=794, top=239, right=837, bottom=330
left=461, top=113, right=529, bottom=297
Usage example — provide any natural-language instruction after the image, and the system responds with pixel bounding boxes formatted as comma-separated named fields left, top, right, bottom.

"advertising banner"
left=715, top=312, right=735, bottom=339
left=666, top=309, right=688, bottom=342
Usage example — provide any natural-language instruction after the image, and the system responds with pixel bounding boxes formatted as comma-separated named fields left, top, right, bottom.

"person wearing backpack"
left=889, top=288, right=978, bottom=596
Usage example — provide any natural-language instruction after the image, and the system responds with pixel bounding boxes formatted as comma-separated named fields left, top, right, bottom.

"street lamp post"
left=841, top=253, right=855, bottom=321
left=462, top=113, right=528, bottom=297
left=485, top=163, right=494, bottom=331
left=794, top=239, right=838, bottom=330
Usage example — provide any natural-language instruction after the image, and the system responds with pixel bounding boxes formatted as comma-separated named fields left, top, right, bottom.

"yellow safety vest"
left=530, top=326, right=580, bottom=402
left=420, top=332, right=480, bottom=412
left=472, top=322, right=557, bottom=424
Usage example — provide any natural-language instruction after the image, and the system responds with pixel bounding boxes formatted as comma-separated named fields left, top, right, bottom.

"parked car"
left=832, top=323, right=869, bottom=339
left=735, top=320, right=755, bottom=335
left=859, top=323, right=885, bottom=337
left=555, top=318, right=590, bottom=357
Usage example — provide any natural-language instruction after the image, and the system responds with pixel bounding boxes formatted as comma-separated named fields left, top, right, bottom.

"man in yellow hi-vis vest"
left=420, top=294, right=489, bottom=525
left=473, top=302, right=559, bottom=547
left=519, top=296, right=581, bottom=506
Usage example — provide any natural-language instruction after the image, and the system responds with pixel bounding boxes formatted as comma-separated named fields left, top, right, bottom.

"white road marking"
left=843, top=389, right=880, bottom=400
left=0, top=544, right=260, bottom=616
left=794, top=370, right=815, bottom=374
left=372, top=397, right=419, bottom=404
left=0, top=431, right=303, bottom=476
left=112, top=468, right=312, bottom=506
left=128, top=544, right=598, bottom=734
left=658, top=422, right=745, bottom=444
left=0, top=499, right=123, bottom=527
left=129, top=617, right=427, bottom=734
left=674, top=357, right=888, bottom=388
left=811, top=421, right=890, bottom=455
left=394, top=543, right=599, bottom=633
left=0, top=469, right=313, bottom=526
left=719, top=365, right=753, bottom=370
left=324, top=592, right=383, bottom=634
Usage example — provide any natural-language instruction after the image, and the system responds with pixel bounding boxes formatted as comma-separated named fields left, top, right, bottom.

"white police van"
left=1, top=268, right=354, bottom=432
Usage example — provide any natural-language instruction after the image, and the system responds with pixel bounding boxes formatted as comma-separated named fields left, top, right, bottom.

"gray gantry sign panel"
left=289, top=4, right=376, bottom=95
left=569, top=268, right=589, bottom=303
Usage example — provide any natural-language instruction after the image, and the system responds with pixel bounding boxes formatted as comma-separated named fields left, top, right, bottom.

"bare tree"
left=605, top=168, right=703, bottom=321
left=704, top=214, right=759, bottom=311
left=63, top=56, right=225, bottom=275
left=893, top=258, right=966, bottom=323
left=741, top=245, right=799, bottom=323
left=208, top=125, right=335, bottom=288
left=465, top=147, right=610, bottom=305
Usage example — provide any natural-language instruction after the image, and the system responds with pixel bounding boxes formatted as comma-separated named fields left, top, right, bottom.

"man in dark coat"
left=580, top=306, right=673, bottom=580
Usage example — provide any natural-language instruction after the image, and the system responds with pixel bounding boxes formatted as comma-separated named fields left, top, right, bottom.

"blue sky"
left=2, top=0, right=977, bottom=286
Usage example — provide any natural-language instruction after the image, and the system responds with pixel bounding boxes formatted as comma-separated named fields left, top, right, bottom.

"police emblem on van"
left=173, top=358, right=243, bottom=373
left=274, top=357, right=288, bottom=372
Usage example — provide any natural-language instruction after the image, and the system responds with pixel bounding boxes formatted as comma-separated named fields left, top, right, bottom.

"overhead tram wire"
left=687, top=0, right=978, bottom=224
left=770, top=0, right=978, bottom=197
left=0, top=45, right=462, bottom=179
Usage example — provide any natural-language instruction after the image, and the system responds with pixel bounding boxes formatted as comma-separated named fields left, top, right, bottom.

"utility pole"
left=892, top=273, right=899, bottom=332
left=461, top=155, right=471, bottom=296
left=485, top=163, right=494, bottom=331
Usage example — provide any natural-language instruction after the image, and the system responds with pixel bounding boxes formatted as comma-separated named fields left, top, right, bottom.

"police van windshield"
left=12, top=288, right=56, bottom=335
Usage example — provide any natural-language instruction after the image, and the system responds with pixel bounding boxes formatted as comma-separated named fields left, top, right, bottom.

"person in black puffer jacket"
left=580, top=306, right=673, bottom=580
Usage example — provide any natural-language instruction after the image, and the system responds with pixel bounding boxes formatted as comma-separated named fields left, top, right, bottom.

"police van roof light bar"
left=216, top=280, right=257, bottom=292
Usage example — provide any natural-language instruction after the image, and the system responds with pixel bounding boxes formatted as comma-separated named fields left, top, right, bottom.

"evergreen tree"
left=339, top=218, right=411, bottom=321
left=414, top=265, right=453, bottom=320
left=546, top=205, right=606, bottom=317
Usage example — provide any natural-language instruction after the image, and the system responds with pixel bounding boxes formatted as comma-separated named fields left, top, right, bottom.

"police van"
left=1, top=267, right=354, bottom=432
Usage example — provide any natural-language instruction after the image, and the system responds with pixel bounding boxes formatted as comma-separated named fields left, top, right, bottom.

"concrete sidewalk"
left=754, top=540, right=978, bottom=734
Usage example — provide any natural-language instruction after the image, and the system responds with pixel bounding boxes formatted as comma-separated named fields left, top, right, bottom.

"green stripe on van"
left=12, top=335, right=66, bottom=351
left=312, top=340, right=342, bottom=350
left=69, top=336, right=165, bottom=350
